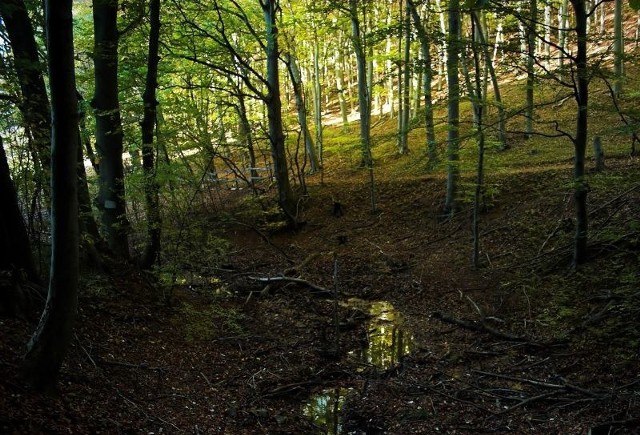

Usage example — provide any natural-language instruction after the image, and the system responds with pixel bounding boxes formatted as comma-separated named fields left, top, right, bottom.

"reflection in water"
left=302, top=387, right=351, bottom=434
left=303, top=300, right=414, bottom=433
left=348, top=300, right=414, bottom=369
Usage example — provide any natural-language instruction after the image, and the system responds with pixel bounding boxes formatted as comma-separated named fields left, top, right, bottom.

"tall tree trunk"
left=397, top=0, right=405, bottom=153
left=444, top=0, right=460, bottom=215
left=525, top=0, right=537, bottom=139
left=571, top=0, right=589, bottom=266
left=558, top=0, right=569, bottom=73
left=472, top=11, right=506, bottom=149
left=140, top=0, right=162, bottom=269
left=349, top=0, right=376, bottom=212
left=334, top=46, right=350, bottom=128
left=235, top=91, right=258, bottom=184
left=435, top=0, right=449, bottom=89
left=614, top=0, right=624, bottom=98
left=0, top=136, right=39, bottom=283
left=76, top=133, right=104, bottom=270
left=407, top=0, right=437, bottom=161
left=23, top=0, right=79, bottom=391
left=285, top=52, right=320, bottom=173
left=92, top=0, right=130, bottom=258
left=386, top=8, right=395, bottom=118
left=312, top=31, right=324, bottom=169
left=0, top=0, right=52, bottom=199
left=262, top=0, right=297, bottom=223
left=470, top=15, right=485, bottom=269
left=544, top=1, right=552, bottom=71
left=399, top=0, right=411, bottom=155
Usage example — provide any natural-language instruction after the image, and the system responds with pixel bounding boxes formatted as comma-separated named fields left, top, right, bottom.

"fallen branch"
left=590, top=417, right=640, bottom=432
left=431, top=311, right=524, bottom=342
left=248, top=275, right=332, bottom=296
left=472, top=370, right=605, bottom=398
left=495, top=391, right=560, bottom=415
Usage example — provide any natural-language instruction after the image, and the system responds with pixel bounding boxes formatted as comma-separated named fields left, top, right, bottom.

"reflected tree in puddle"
left=303, top=300, right=414, bottom=433
left=348, top=300, right=414, bottom=370
left=302, top=387, right=352, bottom=434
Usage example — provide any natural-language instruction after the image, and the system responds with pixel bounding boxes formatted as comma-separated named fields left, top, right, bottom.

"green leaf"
left=630, top=0, right=640, bottom=11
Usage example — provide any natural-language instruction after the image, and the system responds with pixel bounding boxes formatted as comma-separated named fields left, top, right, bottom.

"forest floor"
left=2, top=144, right=640, bottom=434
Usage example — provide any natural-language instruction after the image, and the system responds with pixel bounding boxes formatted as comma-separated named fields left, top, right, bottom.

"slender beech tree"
left=444, top=0, right=460, bottom=215
left=284, top=50, right=320, bottom=173
left=0, top=0, right=52, bottom=198
left=408, top=0, right=437, bottom=161
left=348, top=0, right=376, bottom=212
left=614, top=0, right=624, bottom=97
left=525, top=0, right=537, bottom=139
left=93, top=0, right=130, bottom=258
left=23, top=0, right=79, bottom=390
left=558, top=0, right=569, bottom=73
left=570, top=0, right=589, bottom=266
left=140, top=0, right=162, bottom=269
left=471, top=10, right=506, bottom=149
left=470, top=9, right=486, bottom=268
left=398, top=0, right=411, bottom=155
left=310, top=15, right=325, bottom=170
left=261, top=0, right=298, bottom=223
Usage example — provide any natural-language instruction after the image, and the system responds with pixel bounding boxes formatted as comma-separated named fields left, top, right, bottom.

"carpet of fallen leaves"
left=2, top=154, right=640, bottom=434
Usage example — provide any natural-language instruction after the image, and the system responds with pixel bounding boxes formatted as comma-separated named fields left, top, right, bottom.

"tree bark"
left=525, top=0, right=537, bottom=139
left=399, top=0, right=411, bottom=155
left=558, top=0, right=568, bottom=73
left=472, top=11, right=506, bottom=149
left=261, top=0, right=297, bottom=223
left=312, top=31, right=324, bottom=170
left=407, top=0, right=437, bottom=161
left=571, top=0, right=589, bottom=266
left=444, top=0, right=460, bottom=215
left=349, top=0, right=376, bottom=212
left=23, top=0, right=79, bottom=391
left=92, top=0, right=130, bottom=258
left=613, top=0, right=624, bottom=98
left=285, top=52, right=320, bottom=173
left=140, top=0, right=162, bottom=269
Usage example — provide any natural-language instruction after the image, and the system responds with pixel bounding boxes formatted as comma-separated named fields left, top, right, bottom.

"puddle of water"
left=347, top=299, right=414, bottom=370
left=303, top=300, right=414, bottom=433
left=302, top=387, right=352, bottom=434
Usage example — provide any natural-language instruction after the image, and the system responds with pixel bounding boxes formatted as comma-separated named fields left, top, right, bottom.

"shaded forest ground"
left=3, top=66, right=640, bottom=433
